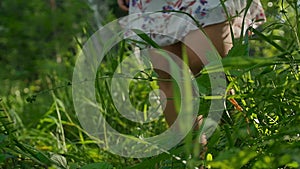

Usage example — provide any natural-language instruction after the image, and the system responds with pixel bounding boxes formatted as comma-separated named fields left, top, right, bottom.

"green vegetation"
left=0, top=0, right=299, bottom=168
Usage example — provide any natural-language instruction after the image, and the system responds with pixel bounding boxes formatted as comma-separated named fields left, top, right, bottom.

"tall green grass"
left=1, top=0, right=300, bottom=169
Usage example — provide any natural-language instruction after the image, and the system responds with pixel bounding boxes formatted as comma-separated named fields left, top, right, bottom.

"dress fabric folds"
left=120, top=0, right=266, bottom=46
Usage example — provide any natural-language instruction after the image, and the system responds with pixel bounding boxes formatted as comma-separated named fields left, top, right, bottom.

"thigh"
left=183, top=29, right=214, bottom=75
left=149, top=42, right=182, bottom=79
left=150, top=21, right=232, bottom=77
left=182, top=22, right=233, bottom=75
left=203, top=22, right=233, bottom=58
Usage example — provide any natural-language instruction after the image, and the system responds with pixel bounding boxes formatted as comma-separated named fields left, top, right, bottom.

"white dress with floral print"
left=121, top=0, right=266, bottom=46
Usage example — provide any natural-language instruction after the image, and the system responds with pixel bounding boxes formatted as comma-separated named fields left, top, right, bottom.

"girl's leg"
left=203, top=22, right=232, bottom=58
left=181, top=22, right=232, bottom=79
left=183, top=22, right=233, bottom=161
left=150, top=42, right=182, bottom=126
left=151, top=22, right=232, bottom=127
left=183, top=22, right=232, bottom=74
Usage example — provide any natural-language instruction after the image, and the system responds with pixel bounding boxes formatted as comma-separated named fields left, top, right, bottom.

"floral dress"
left=121, top=0, right=266, bottom=46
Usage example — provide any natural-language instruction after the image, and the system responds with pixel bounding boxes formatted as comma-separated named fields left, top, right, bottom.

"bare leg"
left=204, top=22, right=232, bottom=57
left=150, top=42, right=182, bottom=126
left=183, top=22, right=232, bottom=75
left=151, top=22, right=232, bottom=127
left=183, top=22, right=233, bottom=162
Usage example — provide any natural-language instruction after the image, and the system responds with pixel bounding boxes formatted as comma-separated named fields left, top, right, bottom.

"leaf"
left=250, top=27, right=286, bottom=52
left=227, top=42, right=249, bottom=58
left=0, top=134, right=7, bottom=145
left=50, top=153, right=68, bottom=169
left=35, top=152, right=53, bottom=166
left=209, top=148, right=257, bottom=169
left=286, top=161, right=299, bottom=168
left=0, top=154, right=12, bottom=163
left=131, top=29, right=160, bottom=48
left=202, top=56, right=300, bottom=75
left=127, top=145, right=186, bottom=169
left=81, top=162, right=113, bottom=169
left=260, top=65, right=275, bottom=75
